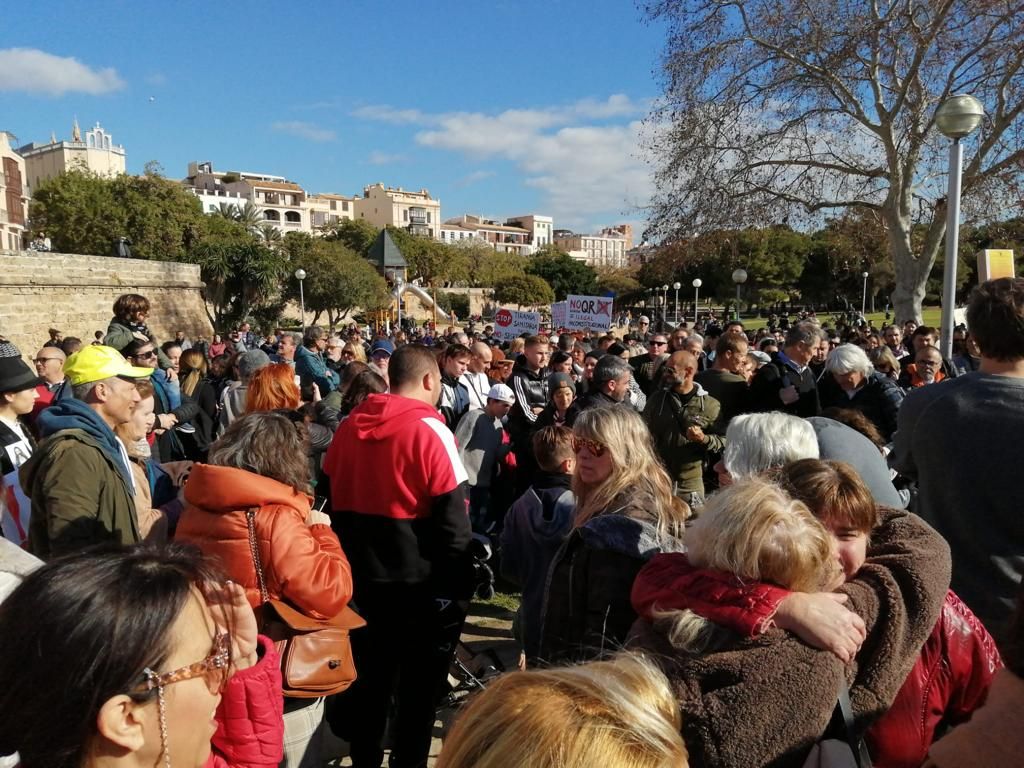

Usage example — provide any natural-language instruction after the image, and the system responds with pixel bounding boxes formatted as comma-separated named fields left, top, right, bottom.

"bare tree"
left=643, top=0, right=1024, bottom=321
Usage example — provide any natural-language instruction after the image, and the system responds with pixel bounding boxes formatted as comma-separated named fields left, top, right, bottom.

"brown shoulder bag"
left=246, top=508, right=366, bottom=698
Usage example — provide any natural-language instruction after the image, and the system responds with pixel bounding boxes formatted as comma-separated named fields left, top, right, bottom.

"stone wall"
left=0, top=250, right=212, bottom=358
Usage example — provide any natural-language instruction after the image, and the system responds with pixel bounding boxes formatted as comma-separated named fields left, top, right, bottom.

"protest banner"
left=493, top=307, right=541, bottom=341
left=551, top=301, right=567, bottom=330
left=565, top=294, right=613, bottom=331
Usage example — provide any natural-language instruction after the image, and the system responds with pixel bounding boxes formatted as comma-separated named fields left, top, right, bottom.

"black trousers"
left=335, top=584, right=466, bottom=768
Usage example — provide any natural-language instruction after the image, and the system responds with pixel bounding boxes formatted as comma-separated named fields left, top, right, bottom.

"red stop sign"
left=495, top=309, right=513, bottom=327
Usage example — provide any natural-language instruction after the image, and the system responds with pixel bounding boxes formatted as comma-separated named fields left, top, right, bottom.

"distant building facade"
left=17, top=120, right=126, bottom=193
left=505, top=214, right=554, bottom=253
left=0, top=131, right=28, bottom=250
left=554, top=230, right=629, bottom=268
left=354, top=183, right=441, bottom=238
left=307, top=193, right=357, bottom=229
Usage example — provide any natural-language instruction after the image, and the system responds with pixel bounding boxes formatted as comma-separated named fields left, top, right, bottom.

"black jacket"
left=507, top=357, right=548, bottom=441
left=539, top=505, right=683, bottom=664
left=818, top=371, right=905, bottom=440
left=565, top=389, right=627, bottom=427
left=748, top=352, right=820, bottom=417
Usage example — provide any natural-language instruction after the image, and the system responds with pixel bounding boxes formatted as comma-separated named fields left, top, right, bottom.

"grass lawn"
left=742, top=306, right=942, bottom=331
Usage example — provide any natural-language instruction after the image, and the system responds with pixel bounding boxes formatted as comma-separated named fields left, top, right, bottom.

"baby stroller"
left=436, top=534, right=505, bottom=711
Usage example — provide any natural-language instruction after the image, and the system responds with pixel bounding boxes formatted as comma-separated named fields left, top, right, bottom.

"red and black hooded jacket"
left=324, top=393, right=472, bottom=596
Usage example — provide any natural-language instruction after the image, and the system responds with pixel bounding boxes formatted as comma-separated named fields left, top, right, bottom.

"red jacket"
left=632, top=554, right=1002, bottom=768
left=207, top=635, right=284, bottom=768
left=323, top=393, right=472, bottom=593
left=177, top=464, right=352, bottom=619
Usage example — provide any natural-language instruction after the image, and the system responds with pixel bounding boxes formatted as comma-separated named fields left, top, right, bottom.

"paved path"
left=325, top=598, right=518, bottom=766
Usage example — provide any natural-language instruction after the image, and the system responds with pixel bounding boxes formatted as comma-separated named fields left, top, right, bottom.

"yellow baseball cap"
left=63, top=345, right=154, bottom=386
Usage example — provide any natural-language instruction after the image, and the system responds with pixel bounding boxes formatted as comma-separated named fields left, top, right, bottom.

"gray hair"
left=593, top=354, right=632, bottom=386
left=303, top=326, right=325, bottom=347
left=236, top=349, right=270, bottom=383
left=283, top=331, right=303, bottom=347
left=723, top=413, right=819, bottom=478
left=71, top=378, right=106, bottom=401
left=784, top=321, right=825, bottom=349
left=825, top=343, right=874, bottom=377
left=327, top=336, right=343, bottom=348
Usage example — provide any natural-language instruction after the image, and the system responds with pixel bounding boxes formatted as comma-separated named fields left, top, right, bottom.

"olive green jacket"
left=643, top=384, right=725, bottom=496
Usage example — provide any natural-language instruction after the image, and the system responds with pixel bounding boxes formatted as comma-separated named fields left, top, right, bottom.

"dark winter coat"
left=748, top=351, right=821, bottom=417
left=818, top=371, right=905, bottom=440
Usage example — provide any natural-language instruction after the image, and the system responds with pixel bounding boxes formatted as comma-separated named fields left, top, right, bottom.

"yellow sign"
left=978, top=249, right=1015, bottom=282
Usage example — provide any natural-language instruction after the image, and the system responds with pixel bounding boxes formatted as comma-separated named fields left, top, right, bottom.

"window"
left=342, top=201, right=349, bottom=211
left=403, top=209, right=408, bottom=222
left=427, top=211, right=432, bottom=223
left=285, top=211, right=301, bottom=223
left=330, top=200, right=337, bottom=211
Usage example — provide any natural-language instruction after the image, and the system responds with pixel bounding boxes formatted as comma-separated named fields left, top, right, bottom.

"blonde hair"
left=656, top=478, right=838, bottom=653
left=507, top=337, right=526, bottom=357
left=342, top=342, right=367, bottom=363
left=436, top=653, right=688, bottom=768
left=572, top=407, right=687, bottom=540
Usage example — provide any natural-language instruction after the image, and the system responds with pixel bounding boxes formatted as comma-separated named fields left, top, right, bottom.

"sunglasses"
left=34, top=357, right=62, bottom=364
left=572, top=436, right=608, bottom=457
left=134, top=350, right=157, bottom=360
left=135, top=632, right=231, bottom=697
left=649, top=340, right=667, bottom=346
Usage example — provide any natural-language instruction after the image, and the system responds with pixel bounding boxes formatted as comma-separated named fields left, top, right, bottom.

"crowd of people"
left=0, top=277, right=1022, bottom=768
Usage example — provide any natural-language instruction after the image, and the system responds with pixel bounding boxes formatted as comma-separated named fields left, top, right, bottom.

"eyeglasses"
left=917, top=358, right=941, bottom=367
left=134, top=350, right=157, bottom=360
left=341, top=350, right=355, bottom=358
left=136, top=632, right=231, bottom=696
left=649, top=340, right=667, bottom=346
left=34, top=357, right=62, bottom=364
left=572, top=436, right=608, bottom=457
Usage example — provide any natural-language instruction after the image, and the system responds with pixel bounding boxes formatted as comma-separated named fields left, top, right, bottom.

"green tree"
left=280, top=232, right=390, bottom=329
left=595, top=267, right=641, bottom=296
left=30, top=169, right=205, bottom=261
left=187, top=241, right=289, bottom=328
left=322, top=217, right=379, bottom=256
left=387, top=226, right=470, bottom=286
left=493, top=274, right=555, bottom=308
left=257, top=223, right=283, bottom=248
left=526, top=245, right=598, bottom=299
left=464, top=244, right=528, bottom=288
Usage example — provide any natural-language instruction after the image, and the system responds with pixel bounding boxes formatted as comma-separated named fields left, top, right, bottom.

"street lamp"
left=395, top=274, right=405, bottom=331
left=935, top=93, right=985, bottom=362
left=692, top=278, right=702, bottom=324
left=661, top=284, right=669, bottom=326
left=672, top=282, right=681, bottom=324
left=731, top=268, right=748, bottom=321
left=861, top=271, right=869, bottom=317
left=294, top=268, right=307, bottom=335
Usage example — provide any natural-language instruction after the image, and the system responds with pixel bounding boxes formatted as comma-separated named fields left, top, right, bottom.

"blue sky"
left=2, top=1, right=668, bottom=234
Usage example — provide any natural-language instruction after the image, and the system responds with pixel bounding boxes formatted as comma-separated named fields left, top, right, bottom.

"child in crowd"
left=454, top=384, right=515, bottom=530
left=500, top=426, right=576, bottom=667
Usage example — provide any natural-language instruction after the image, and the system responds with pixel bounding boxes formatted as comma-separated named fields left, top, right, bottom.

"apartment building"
left=183, top=161, right=309, bottom=232
left=17, top=120, right=125, bottom=194
left=354, top=183, right=441, bottom=238
left=443, top=214, right=532, bottom=255
left=0, top=131, right=29, bottom=250
left=307, top=193, right=357, bottom=229
left=554, top=230, right=629, bottom=268
left=438, top=222, right=480, bottom=244
left=505, top=214, right=554, bottom=253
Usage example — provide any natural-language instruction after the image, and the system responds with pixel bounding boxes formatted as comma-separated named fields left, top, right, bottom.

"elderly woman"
left=176, top=411, right=353, bottom=768
left=629, top=475, right=951, bottom=767
left=0, top=543, right=284, bottom=768
left=539, top=406, right=687, bottom=664
left=816, top=343, right=904, bottom=440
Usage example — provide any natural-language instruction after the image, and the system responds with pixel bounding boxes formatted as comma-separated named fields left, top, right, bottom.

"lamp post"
left=395, top=274, right=404, bottom=331
left=692, top=278, right=702, bottom=324
left=861, top=271, right=869, bottom=317
left=935, top=94, right=985, bottom=362
left=731, top=268, right=748, bottom=321
left=294, top=268, right=307, bottom=335
left=672, top=282, right=681, bottom=324
left=661, top=284, right=669, bottom=326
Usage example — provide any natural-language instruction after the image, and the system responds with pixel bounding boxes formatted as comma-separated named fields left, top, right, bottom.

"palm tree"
left=212, top=202, right=239, bottom=219
left=258, top=222, right=282, bottom=247
left=235, top=201, right=263, bottom=233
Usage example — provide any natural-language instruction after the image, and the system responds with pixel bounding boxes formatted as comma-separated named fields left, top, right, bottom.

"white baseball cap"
left=487, top=383, right=515, bottom=405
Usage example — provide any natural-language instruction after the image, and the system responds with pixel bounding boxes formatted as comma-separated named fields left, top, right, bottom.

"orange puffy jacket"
left=177, top=463, right=352, bottom=619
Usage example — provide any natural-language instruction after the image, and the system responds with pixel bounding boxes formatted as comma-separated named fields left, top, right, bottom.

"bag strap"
left=245, top=508, right=270, bottom=605
left=836, top=679, right=873, bottom=768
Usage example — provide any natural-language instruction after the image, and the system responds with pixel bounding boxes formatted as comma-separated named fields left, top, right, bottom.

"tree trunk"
left=884, top=204, right=945, bottom=325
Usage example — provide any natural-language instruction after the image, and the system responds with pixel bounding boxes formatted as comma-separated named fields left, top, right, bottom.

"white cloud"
left=367, top=150, right=405, bottom=165
left=351, top=105, right=428, bottom=124
left=271, top=120, right=336, bottom=143
left=454, top=170, right=495, bottom=188
left=352, top=95, right=652, bottom=229
left=0, top=48, right=124, bottom=96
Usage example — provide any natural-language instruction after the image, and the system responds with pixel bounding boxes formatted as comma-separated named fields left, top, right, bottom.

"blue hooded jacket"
left=36, top=398, right=135, bottom=494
